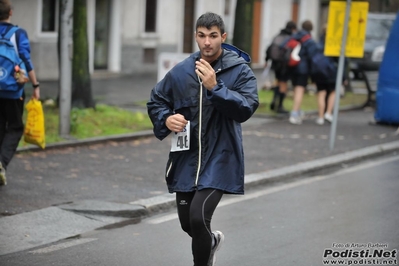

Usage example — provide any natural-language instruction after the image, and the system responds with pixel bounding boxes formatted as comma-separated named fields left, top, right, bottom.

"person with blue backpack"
left=311, top=25, right=338, bottom=125
left=288, top=20, right=318, bottom=125
left=0, top=0, right=40, bottom=186
left=310, top=24, right=347, bottom=125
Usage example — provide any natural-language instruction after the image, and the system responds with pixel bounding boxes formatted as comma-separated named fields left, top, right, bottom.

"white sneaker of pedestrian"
left=315, top=117, right=324, bottom=125
left=289, top=115, right=302, bottom=125
left=208, top=231, right=224, bottom=266
left=324, top=113, right=333, bottom=123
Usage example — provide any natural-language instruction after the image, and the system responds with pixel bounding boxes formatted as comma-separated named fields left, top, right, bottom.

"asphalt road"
left=1, top=154, right=398, bottom=266
left=1, top=109, right=398, bottom=216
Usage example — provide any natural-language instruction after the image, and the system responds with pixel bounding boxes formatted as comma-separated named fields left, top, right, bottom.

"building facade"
left=10, top=0, right=397, bottom=80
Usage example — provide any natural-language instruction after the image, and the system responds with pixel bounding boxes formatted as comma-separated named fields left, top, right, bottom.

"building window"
left=145, top=0, right=157, bottom=32
left=42, top=0, right=59, bottom=32
left=143, top=48, right=156, bottom=63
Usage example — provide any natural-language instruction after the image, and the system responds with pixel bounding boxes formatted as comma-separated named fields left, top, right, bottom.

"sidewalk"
left=1, top=69, right=399, bottom=256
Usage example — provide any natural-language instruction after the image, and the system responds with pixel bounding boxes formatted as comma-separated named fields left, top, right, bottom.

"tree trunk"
left=232, top=0, right=255, bottom=56
left=59, top=0, right=73, bottom=137
left=72, top=0, right=95, bottom=108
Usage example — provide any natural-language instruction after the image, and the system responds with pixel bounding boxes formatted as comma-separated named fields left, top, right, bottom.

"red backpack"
left=281, top=34, right=311, bottom=67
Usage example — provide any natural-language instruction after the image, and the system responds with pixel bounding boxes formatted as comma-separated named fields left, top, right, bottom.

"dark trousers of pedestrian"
left=0, top=96, right=25, bottom=169
left=176, top=188, right=223, bottom=266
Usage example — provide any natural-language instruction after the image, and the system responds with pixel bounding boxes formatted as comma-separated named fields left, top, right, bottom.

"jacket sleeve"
left=16, top=28, right=34, bottom=72
left=206, top=64, right=259, bottom=123
left=147, top=73, right=174, bottom=140
left=306, top=39, right=319, bottom=58
left=265, top=44, right=271, bottom=62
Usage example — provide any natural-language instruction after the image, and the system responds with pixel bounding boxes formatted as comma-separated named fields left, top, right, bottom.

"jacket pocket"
left=165, top=158, right=174, bottom=185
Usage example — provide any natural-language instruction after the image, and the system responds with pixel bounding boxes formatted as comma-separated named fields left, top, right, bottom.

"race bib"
left=171, top=121, right=190, bottom=152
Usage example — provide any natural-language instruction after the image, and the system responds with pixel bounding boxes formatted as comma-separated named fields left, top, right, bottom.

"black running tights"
left=176, top=189, right=224, bottom=266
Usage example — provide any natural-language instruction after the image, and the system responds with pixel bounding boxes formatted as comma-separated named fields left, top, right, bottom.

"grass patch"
left=19, top=104, right=153, bottom=147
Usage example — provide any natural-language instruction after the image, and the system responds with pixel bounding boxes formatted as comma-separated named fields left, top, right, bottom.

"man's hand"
left=195, top=59, right=217, bottom=90
left=32, top=87, right=40, bottom=100
left=166, top=114, right=188, bottom=132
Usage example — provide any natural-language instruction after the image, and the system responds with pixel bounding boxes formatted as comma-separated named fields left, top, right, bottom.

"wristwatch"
left=32, top=83, right=40, bottom=88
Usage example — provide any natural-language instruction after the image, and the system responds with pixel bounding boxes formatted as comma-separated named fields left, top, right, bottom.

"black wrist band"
left=33, top=83, right=40, bottom=88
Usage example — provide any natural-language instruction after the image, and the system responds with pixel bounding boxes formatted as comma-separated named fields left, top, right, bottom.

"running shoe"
left=289, top=115, right=302, bottom=125
left=315, top=117, right=325, bottom=125
left=208, top=231, right=224, bottom=266
left=324, top=113, right=333, bottom=123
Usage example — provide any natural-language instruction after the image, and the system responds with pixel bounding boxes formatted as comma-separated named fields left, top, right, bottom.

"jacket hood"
left=221, top=43, right=251, bottom=63
left=280, top=28, right=293, bottom=35
left=294, top=29, right=311, bottom=40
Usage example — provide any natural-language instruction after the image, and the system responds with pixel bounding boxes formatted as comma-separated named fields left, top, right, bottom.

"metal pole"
left=59, top=0, right=73, bottom=137
left=329, top=0, right=352, bottom=151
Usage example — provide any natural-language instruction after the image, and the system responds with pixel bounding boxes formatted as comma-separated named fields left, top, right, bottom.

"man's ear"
left=222, top=32, right=227, bottom=42
left=9, top=9, right=12, bottom=17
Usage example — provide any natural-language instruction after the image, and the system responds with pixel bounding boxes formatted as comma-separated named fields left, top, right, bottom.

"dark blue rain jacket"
left=292, top=30, right=318, bottom=75
left=147, top=43, right=259, bottom=194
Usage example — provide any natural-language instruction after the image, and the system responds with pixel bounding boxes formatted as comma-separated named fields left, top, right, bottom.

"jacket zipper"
left=194, top=69, right=221, bottom=187
left=195, top=75, right=203, bottom=186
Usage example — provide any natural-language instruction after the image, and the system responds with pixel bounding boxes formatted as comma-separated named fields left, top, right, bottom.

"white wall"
left=11, top=0, right=58, bottom=80
left=8, top=0, right=323, bottom=79
left=157, top=0, right=184, bottom=49
left=11, top=0, right=40, bottom=39
left=298, top=0, right=320, bottom=40
left=121, top=0, right=141, bottom=42
left=108, top=0, right=122, bottom=72
left=258, top=0, right=293, bottom=67
left=196, top=0, right=225, bottom=18
left=87, top=0, right=95, bottom=74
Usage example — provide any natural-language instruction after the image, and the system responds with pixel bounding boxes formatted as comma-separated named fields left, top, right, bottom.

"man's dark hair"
left=0, top=0, right=11, bottom=21
left=196, top=12, right=225, bottom=35
left=302, top=20, right=313, bottom=32
left=285, top=21, right=297, bottom=32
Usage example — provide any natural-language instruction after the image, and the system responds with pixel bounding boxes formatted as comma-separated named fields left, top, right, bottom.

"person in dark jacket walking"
left=147, top=12, right=258, bottom=266
left=265, top=21, right=297, bottom=114
left=0, top=0, right=40, bottom=186
left=313, top=25, right=337, bottom=125
left=312, top=24, right=347, bottom=125
left=288, top=20, right=318, bottom=125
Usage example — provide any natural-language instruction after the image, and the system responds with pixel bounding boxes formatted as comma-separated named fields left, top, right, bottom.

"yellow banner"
left=325, top=1, right=369, bottom=58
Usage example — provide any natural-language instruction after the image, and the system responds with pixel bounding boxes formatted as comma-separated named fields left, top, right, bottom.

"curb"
left=130, top=139, right=399, bottom=216
left=16, top=130, right=155, bottom=153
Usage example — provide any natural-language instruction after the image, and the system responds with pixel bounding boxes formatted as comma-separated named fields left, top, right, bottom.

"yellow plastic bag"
left=24, top=98, right=46, bottom=149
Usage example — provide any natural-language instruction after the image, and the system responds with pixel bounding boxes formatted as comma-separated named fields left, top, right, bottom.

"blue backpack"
left=310, top=50, right=337, bottom=83
left=0, top=26, right=27, bottom=99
